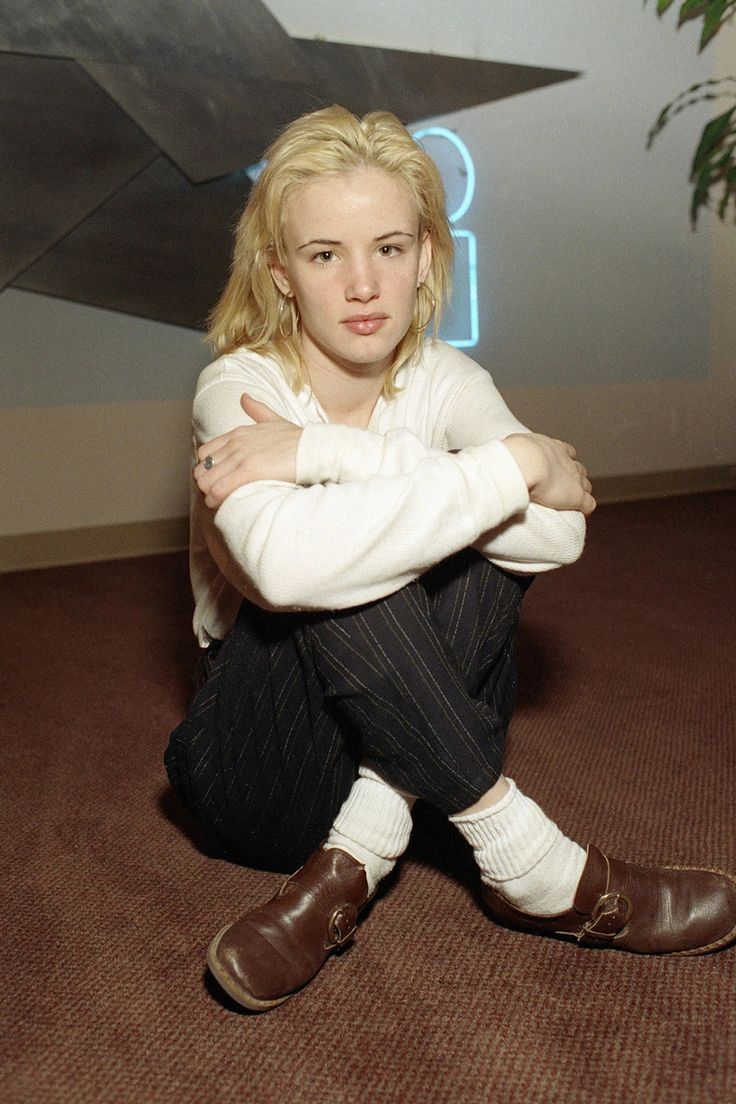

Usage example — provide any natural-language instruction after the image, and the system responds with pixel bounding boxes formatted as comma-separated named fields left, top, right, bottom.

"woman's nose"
left=345, top=261, right=379, bottom=301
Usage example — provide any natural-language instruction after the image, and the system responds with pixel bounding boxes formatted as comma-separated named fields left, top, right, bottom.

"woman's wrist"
left=502, top=434, right=545, bottom=495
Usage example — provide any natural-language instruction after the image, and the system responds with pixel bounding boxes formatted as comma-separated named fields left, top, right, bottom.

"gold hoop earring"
left=277, top=295, right=298, bottom=339
left=413, top=282, right=436, bottom=334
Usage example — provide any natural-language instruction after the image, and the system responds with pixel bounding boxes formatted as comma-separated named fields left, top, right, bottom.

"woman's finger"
left=196, top=433, right=233, bottom=464
left=554, top=438, right=577, bottom=460
left=193, top=448, right=243, bottom=487
left=241, top=393, right=283, bottom=423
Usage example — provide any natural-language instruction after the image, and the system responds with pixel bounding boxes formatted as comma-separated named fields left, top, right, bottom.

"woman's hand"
left=194, top=394, right=303, bottom=508
left=503, top=433, right=596, bottom=516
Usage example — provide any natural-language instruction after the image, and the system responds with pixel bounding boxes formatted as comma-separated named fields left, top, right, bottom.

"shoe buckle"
left=580, top=891, right=633, bottom=941
left=326, top=904, right=358, bottom=948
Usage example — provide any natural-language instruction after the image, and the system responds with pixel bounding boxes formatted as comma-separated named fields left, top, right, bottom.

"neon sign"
left=411, top=126, right=479, bottom=349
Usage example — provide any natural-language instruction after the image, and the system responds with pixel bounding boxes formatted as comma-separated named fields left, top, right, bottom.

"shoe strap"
left=574, top=845, right=634, bottom=943
left=324, top=904, right=359, bottom=949
left=578, top=890, right=634, bottom=943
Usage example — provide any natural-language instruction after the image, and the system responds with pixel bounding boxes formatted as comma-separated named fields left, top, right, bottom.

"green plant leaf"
left=678, top=0, right=709, bottom=22
left=648, top=83, right=736, bottom=148
left=690, top=140, right=736, bottom=222
left=648, top=0, right=736, bottom=224
left=691, top=105, right=736, bottom=172
left=718, top=165, right=736, bottom=218
left=691, top=164, right=713, bottom=222
left=700, top=0, right=730, bottom=47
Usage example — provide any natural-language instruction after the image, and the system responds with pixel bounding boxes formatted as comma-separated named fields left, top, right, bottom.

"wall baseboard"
left=1, top=465, right=734, bottom=573
left=591, top=464, right=735, bottom=505
left=0, top=517, right=189, bottom=573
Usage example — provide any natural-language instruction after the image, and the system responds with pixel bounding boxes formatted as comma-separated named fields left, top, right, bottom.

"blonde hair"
left=208, top=105, right=454, bottom=397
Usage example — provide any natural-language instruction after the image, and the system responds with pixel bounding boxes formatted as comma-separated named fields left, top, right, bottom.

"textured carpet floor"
left=1, top=492, right=735, bottom=1104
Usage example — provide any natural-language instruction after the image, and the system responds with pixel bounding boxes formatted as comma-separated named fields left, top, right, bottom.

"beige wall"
left=1, top=399, right=192, bottom=534
left=505, top=204, right=736, bottom=476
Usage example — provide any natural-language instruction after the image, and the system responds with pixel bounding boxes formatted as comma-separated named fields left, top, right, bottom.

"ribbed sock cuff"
left=324, top=764, right=415, bottom=894
left=328, top=767, right=414, bottom=861
left=449, top=779, right=559, bottom=882
left=449, top=778, right=587, bottom=912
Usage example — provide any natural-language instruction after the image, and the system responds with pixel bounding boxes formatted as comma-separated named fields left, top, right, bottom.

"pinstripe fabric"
left=165, top=551, right=530, bottom=871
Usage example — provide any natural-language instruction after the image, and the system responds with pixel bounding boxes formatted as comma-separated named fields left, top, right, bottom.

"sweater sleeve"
left=293, top=374, right=585, bottom=574
left=295, top=422, right=435, bottom=485
left=213, top=440, right=529, bottom=610
left=444, top=368, right=586, bottom=571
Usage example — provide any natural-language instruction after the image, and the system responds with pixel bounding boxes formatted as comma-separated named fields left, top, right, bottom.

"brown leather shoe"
left=481, top=844, right=736, bottom=955
left=207, top=847, right=370, bottom=1011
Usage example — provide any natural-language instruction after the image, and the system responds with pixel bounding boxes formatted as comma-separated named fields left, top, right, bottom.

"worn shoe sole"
left=207, top=925, right=292, bottom=1012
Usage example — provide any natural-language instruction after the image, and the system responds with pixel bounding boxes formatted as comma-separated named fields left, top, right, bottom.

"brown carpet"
left=2, top=492, right=735, bottom=1104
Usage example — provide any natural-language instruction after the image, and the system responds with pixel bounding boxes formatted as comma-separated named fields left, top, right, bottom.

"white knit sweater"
left=190, top=340, right=585, bottom=644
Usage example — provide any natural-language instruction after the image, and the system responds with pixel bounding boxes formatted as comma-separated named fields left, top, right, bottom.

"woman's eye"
left=379, top=244, right=400, bottom=257
left=314, top=250, right=335, bottom=263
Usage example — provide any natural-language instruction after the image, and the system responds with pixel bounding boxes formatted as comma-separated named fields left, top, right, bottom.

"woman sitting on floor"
left=165, top=105, right=736, bottom=1012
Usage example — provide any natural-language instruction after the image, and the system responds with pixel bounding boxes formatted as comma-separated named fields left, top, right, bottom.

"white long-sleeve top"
left=190, top=339, right=585, bottom=645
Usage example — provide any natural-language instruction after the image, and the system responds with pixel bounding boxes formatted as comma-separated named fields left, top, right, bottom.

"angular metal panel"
left=14, top=158, right=249, bottom=330
left=79, top=61, right=322, bottom=183
left=0, top=54, right=158, bottom=289
left=0, top=0, right=309, bottom=83
left=79, top=43, right=578, bottom=185
left=293, top=39, right=579, bottom=123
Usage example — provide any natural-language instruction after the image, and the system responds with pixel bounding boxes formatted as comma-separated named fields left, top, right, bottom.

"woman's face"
left=270, top=167, right=432, bottom=383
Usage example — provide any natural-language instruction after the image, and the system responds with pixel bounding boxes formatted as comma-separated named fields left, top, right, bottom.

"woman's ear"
left=418, top=231, right=433, bottom=286
left=269, top=260, right=292, bottom=298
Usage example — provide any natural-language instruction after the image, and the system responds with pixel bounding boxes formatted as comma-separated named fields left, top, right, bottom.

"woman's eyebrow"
left=296, top=230, right=416, bottom=251
left=296, top=238, right=341, bottom=251
left=376, top=230, right=415, bottom=242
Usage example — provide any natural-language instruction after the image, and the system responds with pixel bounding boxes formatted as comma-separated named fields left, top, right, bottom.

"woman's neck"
left=307, top=360, right=387, bottom=429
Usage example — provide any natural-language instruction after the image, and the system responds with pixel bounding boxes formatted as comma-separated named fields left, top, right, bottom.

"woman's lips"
left=342, top=315, right=388, bottom=335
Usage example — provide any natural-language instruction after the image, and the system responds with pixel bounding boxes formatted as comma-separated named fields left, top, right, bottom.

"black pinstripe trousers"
left=165, top=550, right=531, bottom=871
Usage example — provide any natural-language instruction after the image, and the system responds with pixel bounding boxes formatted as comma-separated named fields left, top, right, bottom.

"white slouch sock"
left=449, top=778, right=587, bottom=915
left=324, top=764, right=415, bottom=895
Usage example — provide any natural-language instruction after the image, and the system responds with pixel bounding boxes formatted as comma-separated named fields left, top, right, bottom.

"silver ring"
left=203, top=455, right=215, bottom=470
